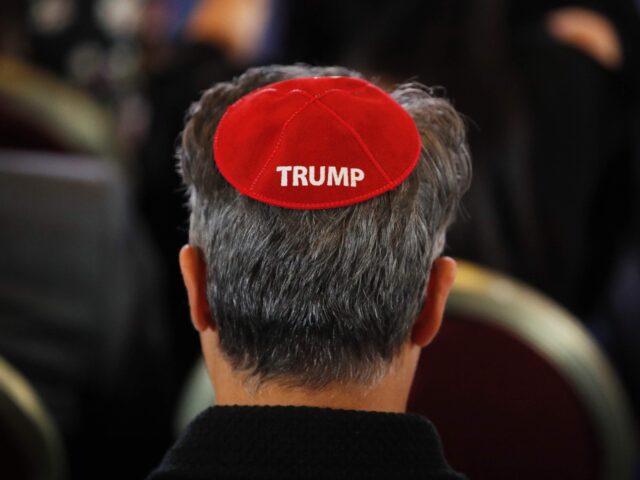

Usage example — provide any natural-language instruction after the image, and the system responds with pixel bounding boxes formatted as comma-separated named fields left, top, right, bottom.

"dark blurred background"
left=0, top=0, right=639, bottom=478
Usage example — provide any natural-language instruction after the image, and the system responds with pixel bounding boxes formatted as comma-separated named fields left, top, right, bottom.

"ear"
left=179, top=244, right=214, bottom=332
left=411, top=257, right=457, bottom=347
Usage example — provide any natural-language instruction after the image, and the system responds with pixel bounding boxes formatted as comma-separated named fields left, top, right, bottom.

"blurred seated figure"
left=147, top=65, right=471, bottom=479
left=545, top=6, right=623, bottom=70
left=0, top=355, right=65, bottom=480
left=0, top=0, right=120, bottom=159
left=342, top=0, right=639, bottom=318
left=511, top=0, right=640, bottom=318
left=0, top=151, right=173, bottom=479
left=341, top=0, right=640, bottom=423
left=512, top=1, right=640, bottom=421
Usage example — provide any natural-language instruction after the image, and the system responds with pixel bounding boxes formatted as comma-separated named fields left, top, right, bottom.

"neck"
left=203, top=332, right=420, bottom=413
left=214, top=378, right=409, bottom=413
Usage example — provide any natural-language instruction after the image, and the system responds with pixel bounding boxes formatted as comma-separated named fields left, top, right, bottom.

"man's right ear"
left=179, top=244, right=214, bottom=332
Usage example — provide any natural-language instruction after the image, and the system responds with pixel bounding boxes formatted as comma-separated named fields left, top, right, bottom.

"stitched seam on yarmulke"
left=247, top=92, right=319, bottom=191
left=248, top=87, right=363, bottom=192
left=311, top=97, right=393, bottom=184
left=293, top=88, right=392, bottom=183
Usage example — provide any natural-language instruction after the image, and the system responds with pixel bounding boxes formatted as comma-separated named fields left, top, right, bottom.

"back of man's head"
left=179, top=64, right=471, bottom=390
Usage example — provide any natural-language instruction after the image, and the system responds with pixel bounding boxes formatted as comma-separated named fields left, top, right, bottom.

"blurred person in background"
left=511, top=0, right=640, bottom=423
left=0, top=0, right=120, bottom=157
left=23, top=0, right=150, bottom=160
left=336, top=0, right=640, bottom=420
left=137, top=0, right=241, bottom=386
left=337, top=0, right=640, bottom=316
left=137, top=0, right=289, bottom=393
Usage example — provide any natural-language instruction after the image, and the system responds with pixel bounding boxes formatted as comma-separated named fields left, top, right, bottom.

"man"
left=148, top=64, right=471, bottom=479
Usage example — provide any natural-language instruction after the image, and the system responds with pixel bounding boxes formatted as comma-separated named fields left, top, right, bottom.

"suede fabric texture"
left=213, top=76, right=422, bottom=209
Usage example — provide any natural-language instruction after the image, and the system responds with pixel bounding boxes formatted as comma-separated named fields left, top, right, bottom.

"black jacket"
left=147, top=405, right=465, bottom=479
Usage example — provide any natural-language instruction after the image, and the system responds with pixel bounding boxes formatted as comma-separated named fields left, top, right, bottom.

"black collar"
left=148, top=405, right=465, bottom=479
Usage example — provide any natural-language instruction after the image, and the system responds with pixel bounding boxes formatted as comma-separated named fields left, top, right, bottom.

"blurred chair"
left=408, top=261, right=637, bottom=480
left=0, top=57, right=120, bottom=159
left=0, top=150, right=173, bottom=479
left=0, top=354, right=65, bottom=480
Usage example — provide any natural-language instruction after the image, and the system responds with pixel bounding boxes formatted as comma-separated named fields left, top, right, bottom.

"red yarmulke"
left=213, top=76, right=422, bottom=210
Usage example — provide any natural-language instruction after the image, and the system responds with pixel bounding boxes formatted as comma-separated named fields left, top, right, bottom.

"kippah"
left=213, top=76, right=422, bottom=209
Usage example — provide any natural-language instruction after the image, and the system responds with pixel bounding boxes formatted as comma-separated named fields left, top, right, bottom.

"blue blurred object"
left=165, top=0, right=200, bottom=39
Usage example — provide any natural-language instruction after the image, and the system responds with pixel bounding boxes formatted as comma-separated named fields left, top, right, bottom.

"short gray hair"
left=179, top=65, right=471, bottom=388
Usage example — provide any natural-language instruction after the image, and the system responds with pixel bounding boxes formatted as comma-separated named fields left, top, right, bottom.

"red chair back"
left=408, top=262, right=636, bottom=480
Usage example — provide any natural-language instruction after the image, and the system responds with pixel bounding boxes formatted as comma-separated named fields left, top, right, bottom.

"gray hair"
left=179, top=65, right=471, bottom=389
